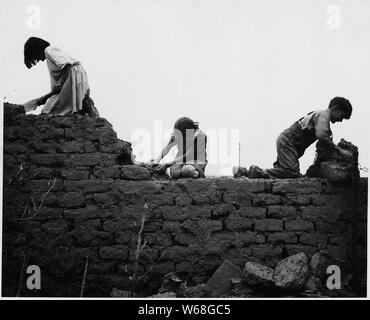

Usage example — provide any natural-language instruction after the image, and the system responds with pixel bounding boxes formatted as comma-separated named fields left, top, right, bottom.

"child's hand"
left=22, top=99, right=39, bottom=112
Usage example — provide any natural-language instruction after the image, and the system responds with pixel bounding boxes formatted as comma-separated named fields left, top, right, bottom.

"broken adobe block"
left=306, top=139, right=359, bottom=182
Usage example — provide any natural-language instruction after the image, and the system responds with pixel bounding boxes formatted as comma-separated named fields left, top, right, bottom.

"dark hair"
left=174, top=117, right=199, bottom=137
left=328, top=97, right=352, bottom=119
left=24, top=37, right=50, bottom=68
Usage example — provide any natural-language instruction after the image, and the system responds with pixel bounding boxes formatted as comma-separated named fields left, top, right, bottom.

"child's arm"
left=53, top=64, right=72, bottom=93
left=37, top=91, right=55, bottom=105
left=153, top=135, right=176, bottom=164
left=315, top=113, right=350, bottom=157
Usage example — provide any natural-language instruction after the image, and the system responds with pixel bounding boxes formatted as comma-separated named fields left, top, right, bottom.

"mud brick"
left=162, top=246, right=193, bottom=262
left=174, top=233, right=197, bottom=245
left=148, top=262, right=176, bottom=276
left=74, top=230, right=113, bottom=246
left=175, top=194, right=192, bottom=206
left=197, top=219, right=223, bottom=233
left=185, top=178, right=214, bottom=194
left=315, top=220, right=348, bottom=233
left=252, top=244, right=283, bottom=259
left=117, top=263, right=144, bottom=276
left=24, top=179, right=63, bottom=192
left=4, top=143, right=28, bottom=154
left=284, top=220, right=314, bottom=231
left=30, top=141, right=57, bottom=153
left=300, top=205, right=341, bottom=223
left=58, top=141, right=85, bottom=153
left=69, top=153, right=116, bottom=166
left=283, top=194, right=311, bottom=205
left=115, top=231, right=135, bottom=245
left=240, top=207, right=266, bottom=219
left=143, top=232, right=173, bottom=246
left=285, top=245, right=316, bottom=258
left=32, top=192, right=57, bottom=206
left=61, top=169, right=89, bottom=180
left=267, top=232, right=298, bottom=244
left=33, top=207, right=63, bottom=221
left=85, top=141, right=97, bottom=152
left=146, top=194, right=175, bottom=206
left=255, top=219, right=283, bottom=232
left=93, top=193, right=118, bottom=206
left=212, top=203, right=236, bottom=217
left=162, top=221, right=181, bottom=234
left=29, top=154, right=69, bottom=166
left=64, top=180, right=111, bottom=193
left=64, top=205, right=112, bottom=220
left=300, top=233, right=328, bottom=246
left=235, top=231, right=265, bottom=245
left=74, top=219, right=102, bottom=231
left=129, top=247, right=159, bottom=262
left=215, top=178, right=266, bottom=193
left=103, top=219, right=137, bottom=232
left=267, top=205, right=297, bottom=218
left=29, top=167, right=55, bottom=179
left=311, top=193, right=343, bottom=206
left=113, top=180, right=161, bottom=195
left=93, top=166, right=121, bottom=179
left=57, top=192, right=85, bottom=208
left=88, top=261, right=116, bottom=274
left=99, top=246, right=129, bottom=260
left=272, top=179, right=323, bottom=194
left=225, top=214, right=253, bottom=231
left=41, top=220, right=69, bottom=233
left=252, top=193, right=281, bottom=205
left=120, top=165, right=151, bottom=180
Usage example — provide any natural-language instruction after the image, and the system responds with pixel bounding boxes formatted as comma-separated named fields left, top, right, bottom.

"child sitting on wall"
left=233, top=97, right=353, bottom=179
left=152, top=117, right=208, bottom=179
left=23, top=37, right=99, bottom=117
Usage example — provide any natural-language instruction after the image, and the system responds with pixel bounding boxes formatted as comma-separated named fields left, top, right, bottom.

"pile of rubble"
left=142, top=251, right=358, bottom=298
left=306, top=139, right=359, bottom=182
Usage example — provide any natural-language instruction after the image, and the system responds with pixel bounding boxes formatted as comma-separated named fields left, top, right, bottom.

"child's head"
left=328, top=97, right=352, bottom=123
left=174, top=117, right=199, bottom=138
left=24, top=37, right=50, bottom=68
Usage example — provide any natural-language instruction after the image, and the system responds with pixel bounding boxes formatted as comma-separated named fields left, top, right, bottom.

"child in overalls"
left=233, top=97, right=352, bottom=179
left=23, top=37, right=98, bottom=116
left=153, top=117, right=207, bottom=179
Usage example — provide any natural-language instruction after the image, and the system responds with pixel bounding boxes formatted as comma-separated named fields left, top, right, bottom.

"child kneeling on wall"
left=152, top=117, right=207, bottom=179
left=23, top=37, right=99, bottom=117
left=233, top=97, right=353, bottom=179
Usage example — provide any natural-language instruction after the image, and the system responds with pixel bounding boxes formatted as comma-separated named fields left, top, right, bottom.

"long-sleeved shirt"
left=44, top=46, right=80, bottom=89
left=298, top=108, right=332, bottom=141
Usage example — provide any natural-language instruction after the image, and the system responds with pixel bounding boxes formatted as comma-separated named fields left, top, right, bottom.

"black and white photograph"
left=1, top=0, right=369, bottom=307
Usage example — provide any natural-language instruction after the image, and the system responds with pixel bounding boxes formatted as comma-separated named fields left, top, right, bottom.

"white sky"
left=1, top=0, right=369, bottom=176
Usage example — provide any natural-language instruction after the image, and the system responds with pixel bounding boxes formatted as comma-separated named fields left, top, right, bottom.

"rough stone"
left=243, top=261, right=275, bottom=288
left=274, top=252, right=310, bottom=290
left=310, top=251, right=333, bottom=281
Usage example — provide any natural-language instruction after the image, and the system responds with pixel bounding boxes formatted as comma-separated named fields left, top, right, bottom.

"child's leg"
left=169, top=164, right=183, bottom=179
left=182, top=164, right=199, bottom=178
left=264, top=133, right=300, bottom=178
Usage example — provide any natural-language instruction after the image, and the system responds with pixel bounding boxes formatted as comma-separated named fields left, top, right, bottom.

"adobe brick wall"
left=2, top=103, right=367, bottom=297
